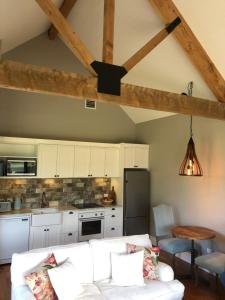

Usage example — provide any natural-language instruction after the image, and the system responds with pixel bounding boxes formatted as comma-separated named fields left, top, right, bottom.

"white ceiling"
left=2, top=0, right=225, bottom=123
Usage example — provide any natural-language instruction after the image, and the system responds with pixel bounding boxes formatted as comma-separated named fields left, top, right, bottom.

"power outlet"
left=206, top=248, right=213, bottom=254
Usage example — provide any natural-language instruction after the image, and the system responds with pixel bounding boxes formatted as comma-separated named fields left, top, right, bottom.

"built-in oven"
left=78, top=211, right=104, bottom=242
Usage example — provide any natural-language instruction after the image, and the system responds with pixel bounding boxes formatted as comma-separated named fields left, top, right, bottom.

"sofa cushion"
left=127, top=244, right=160, bottom=280
left=11, top=242, right=93, bottom=288
left=24, top=253, right=57, bottom=300
left=95, top=279, right=184, bottom=300
left=48, top=259, right=84, bottom=300
left=111, top=251, right=145, bottom=286
left=90, top=234, right=151, bottom=282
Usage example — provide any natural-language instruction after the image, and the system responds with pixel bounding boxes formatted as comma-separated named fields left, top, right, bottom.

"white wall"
left=136, top=114, right=225, bottom=252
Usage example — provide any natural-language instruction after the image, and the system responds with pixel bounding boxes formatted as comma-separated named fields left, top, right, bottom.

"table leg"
left=190, top=239, right=195, bottom=279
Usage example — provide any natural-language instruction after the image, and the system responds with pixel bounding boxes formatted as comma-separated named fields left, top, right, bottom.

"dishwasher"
left=0, top=216, right=30, bottom=264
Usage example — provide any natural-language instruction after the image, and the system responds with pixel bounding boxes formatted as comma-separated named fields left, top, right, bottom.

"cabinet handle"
left=111, top=227, right=115, bottom=231
left=134, top=165, right=138, bottom=168
left=47, top=229, right=50, bottom=232
left=69, top=211, right=74, bottom=215
left=44, top=229, right=46, bottom=232
left=112, top=208, right=115, bottom=211
left=22, top=218, right=28, bottom=221
left=88, top=174, right=91, bottom=177
left=112, top=215, right=115, bottom=218
left=68, top=233, right=73, bottom=236
left=54, top=175, right=57, bottom=177
left=105, top=174, right=107, bottom=177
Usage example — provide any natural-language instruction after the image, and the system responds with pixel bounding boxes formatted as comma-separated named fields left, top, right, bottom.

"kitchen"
left=0, top=136, right=149, bottom=264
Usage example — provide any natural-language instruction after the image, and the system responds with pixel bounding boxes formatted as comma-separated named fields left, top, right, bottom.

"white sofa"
left=11, top=234, right=184, bottom=300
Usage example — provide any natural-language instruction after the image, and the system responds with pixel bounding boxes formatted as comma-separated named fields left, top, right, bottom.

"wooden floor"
left=0, top=252, right=224, bottom=300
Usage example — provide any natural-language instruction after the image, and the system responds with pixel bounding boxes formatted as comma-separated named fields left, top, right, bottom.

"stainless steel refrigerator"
left=123, top=169, right=150, bottom=236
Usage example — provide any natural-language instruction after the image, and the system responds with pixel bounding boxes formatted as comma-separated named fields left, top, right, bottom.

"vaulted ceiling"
left=2, top=0, right=225, bottom=123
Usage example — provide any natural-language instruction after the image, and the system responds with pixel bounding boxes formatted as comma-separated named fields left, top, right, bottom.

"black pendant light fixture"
left=179, top=82, right=203, bottom=176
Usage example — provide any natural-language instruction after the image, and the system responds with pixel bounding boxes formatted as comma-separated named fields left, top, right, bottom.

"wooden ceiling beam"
left=148, top=0, right=225, bottom=103
left=1, top=60, right=225, bottom=121
left=48, top=0, right=78, bottom=40
left=35, top=0, right=96, bottom=75
left=123, top=17, right=181, bottom=72
left=102, top=0, right=115, bottom=64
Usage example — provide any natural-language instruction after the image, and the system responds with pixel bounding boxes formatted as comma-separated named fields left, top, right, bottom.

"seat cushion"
left=95, top=279, right=184, bottom=300
left=159, top=238, right=191, bottom=254
left=195, top=252, right=225, bottom=275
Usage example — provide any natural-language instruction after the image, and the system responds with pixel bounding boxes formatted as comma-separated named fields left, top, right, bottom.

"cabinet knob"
left=105, top=174, right=107, bottom=177
left=134, top=165, right=138, bottom=168
left=68, top=233, right=73, bottom=236
left=112, top=215, right=115, bottom=217
left=112, top=208, right=115, bottom=211
left=44, top=229, right=46, bottom=232
left=95, top=213, right=97, bottom=216
left=69, top=211, right=74, bottom=215
left=111, top=228, right=115, bottom=231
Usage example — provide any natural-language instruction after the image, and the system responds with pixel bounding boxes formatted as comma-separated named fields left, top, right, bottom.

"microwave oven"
left=0, top=157, right=37, bottom=177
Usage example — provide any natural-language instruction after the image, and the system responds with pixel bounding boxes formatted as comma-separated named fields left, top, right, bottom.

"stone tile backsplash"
left=0, top=178, right=111, bottom=208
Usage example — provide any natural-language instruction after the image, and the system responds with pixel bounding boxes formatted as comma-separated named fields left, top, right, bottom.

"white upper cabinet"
left=38, top=144, right=74, bottom=178
left=89, top=147, right=105, bottom=177
left=38, top=144, right=58, bottom=178
left=74, top=145, right=120, bottom=178
left=74, top=145, right=91, bottom=177
left=104, top=147, right=120, bottom=177
left=57, top=145, right=74, bottom=178
left=122, top=144, right=149, bottom=169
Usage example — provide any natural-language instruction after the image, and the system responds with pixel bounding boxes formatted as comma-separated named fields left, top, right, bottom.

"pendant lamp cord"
left=187, top=81, right=193, bottom=137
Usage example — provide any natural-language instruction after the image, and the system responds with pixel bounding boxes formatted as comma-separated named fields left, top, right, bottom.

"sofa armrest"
left=158, top=261, right=174, bottom=282
left=11, top=285, right=35, bottom=300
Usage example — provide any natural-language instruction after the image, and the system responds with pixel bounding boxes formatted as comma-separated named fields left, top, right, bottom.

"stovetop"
left=72, top=203, right=103, bottom=209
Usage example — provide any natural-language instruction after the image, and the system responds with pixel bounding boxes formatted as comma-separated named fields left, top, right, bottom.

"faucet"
left=40, top=192, right=48, bottom=208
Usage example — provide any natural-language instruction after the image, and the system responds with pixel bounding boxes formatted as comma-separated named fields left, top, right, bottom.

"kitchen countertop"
left=0, top=204, right=122, bottom=218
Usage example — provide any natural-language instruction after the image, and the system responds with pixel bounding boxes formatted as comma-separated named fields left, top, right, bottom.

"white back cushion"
left=11, top=242, right=93, bottom=288
left=89, top=234, right=151, bottom=282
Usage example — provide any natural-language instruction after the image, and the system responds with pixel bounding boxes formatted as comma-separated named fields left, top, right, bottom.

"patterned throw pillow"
left=127, top=244, right=160, bottom=280
left=25, top=253, right=58, bottom=300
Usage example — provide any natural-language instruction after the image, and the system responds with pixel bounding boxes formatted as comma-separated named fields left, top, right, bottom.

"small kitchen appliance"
left=0, top=201, right=11, bottom=212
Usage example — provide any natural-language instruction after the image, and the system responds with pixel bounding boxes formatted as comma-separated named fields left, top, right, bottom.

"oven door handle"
left=79, top=217, right=104, bottom=222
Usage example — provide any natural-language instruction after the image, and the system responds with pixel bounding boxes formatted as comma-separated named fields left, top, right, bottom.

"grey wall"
left=1, top=34, right=136, bottom=143
left=136, top=114, right=225, bottom=252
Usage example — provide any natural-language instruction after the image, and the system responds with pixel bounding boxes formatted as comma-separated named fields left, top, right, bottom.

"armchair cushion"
left=195, top=252, right=225, bottom=275
left=159, top=238, right=192, bottom=254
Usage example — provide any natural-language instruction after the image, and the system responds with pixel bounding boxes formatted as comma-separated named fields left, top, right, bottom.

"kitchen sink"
left=31, top=208, right=59, bottom=214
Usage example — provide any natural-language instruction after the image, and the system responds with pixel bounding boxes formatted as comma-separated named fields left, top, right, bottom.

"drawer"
left=104, top=207, right=123, bottom=216
left=62, top=231, right=78, bottom=245
left=62, top=211, right=78, bottom=231
left=105, top=214, right=123, bottom=227
left=104, top=226, right=123, bottom=238
left=31, top=213, right=62, bottom=227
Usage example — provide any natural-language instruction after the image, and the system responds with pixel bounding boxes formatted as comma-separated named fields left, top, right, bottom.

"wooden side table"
left=171, top=226, right=216, bottom=279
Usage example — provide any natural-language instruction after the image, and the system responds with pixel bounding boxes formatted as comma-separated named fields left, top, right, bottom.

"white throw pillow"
left=48, top=259, right=83, bottom=300
left=111, top=251, right=145, bottom=286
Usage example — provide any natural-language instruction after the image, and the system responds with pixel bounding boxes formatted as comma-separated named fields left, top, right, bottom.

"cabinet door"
left=38, top=144, right=58, bottom=178
left=123, top=147, right=135, bottom=168
left=62, top=211, right=78, bottom=232
left=29, top=227, right=46, bottom=250
left=89, top=147, right=105, bottom=177
left=47, top=225, right=61, bottom=247
left=57, top=145, right=74, bottom=178
left=134, top=147, right=149, bottom=169
left=74, top=146, right=91, bottom=177
left=104, top=148, right=119, bottom=177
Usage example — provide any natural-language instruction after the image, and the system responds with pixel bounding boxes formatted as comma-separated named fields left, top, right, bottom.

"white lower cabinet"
left=61, top=211, right=78, bottom=245
left=29, top=225, right=61, bottom=250
left=104, top=207, right=123, bottom=238
left=29, top=213, right=62, bottom=250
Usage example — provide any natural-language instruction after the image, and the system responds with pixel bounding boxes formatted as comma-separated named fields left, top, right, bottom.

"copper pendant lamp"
left=179, top=82, right=203, bottom=176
